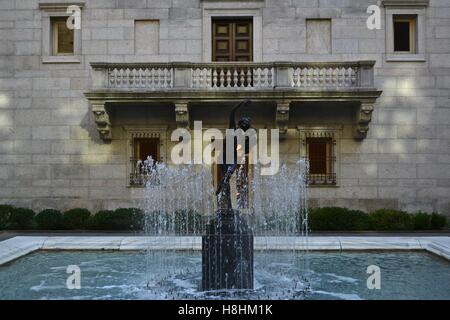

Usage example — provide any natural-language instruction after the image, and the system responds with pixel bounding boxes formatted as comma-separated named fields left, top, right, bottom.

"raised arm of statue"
left=229, top=100, right=251, bottom=129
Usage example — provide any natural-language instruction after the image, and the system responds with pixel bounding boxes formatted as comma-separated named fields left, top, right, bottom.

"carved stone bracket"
left=91, top=101, right=112, bottom=141
left=276, top=101, right=290, bottom=138
left=175, top=102, right=189, bottom=128
left=354, top=100, right=375, bottom=139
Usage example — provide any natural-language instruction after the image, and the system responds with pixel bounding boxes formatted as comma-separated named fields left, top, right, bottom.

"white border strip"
left=0, top=236, right=449, bottom=266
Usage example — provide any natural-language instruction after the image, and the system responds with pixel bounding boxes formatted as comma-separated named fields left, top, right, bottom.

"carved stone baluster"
left=350, top=68, right=358, bottom=87
left=233, top=70, right=238, bottom=88
left=219, top=70, right=225, bottom=87
left=246, top=68, right=252, bottom=87
left=110, top=68, right=116, bottom=88
left=253, top=68, right=260, bottom=88
left=213, top=69, right=218, bottom=87
left=314, top=68, right=320, bottom=86
left=127, top=68, right=132, bottom=88
left=168, top=67, right=173, bottom=88
left=118, top=68, right=123, bottom=88
left=143, top=68, right=149, bottom=88
left=239, top=69, right=245, bottom=87
left=269, top=68, right=274, bottom=87
left=326, top=68, right=332, bottom=86
left=332, top=68, right=338, bottom=86
left=262, top=68, right=268, bottom=87
left=340, top=67, right=346, bottom=87
left=292, top=68, right=299, bottom=87
left=192, top=68, right=198, bottom=88
left=319, top=68, right=325, bottom=87
left=163, top=68, right=169, bottom=88
left=156, top=68, right=161, bottom=88
left=226, top=70, right=232, bottom=87
left=299, top=68, right=306, bottom=87
left=199, top=68, right=205, bottom=88
left=205, top=68, right=211, bottom=88
left=132, top=68, right=137, bottom=88
left=150, top=68, right=155, bottom=88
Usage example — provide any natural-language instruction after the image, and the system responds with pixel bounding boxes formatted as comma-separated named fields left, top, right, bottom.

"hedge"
left=309, top=207, right=369, bottom=231
left=35, top=209, right=64, bottom=230
left=308, top=207, right=447, bottom=231
left=63, top=208, right=91, bottom=229
left=369, top=209, right=414, bottom=231
left=88, top=208, right=144, bottom=230
left=431, top=213, right=447, bottom=229
left=8, top=208, right=35, bottom=230
left=0, top=204, right=447, bottom=231
left=0, top=205, right=14, bottom=230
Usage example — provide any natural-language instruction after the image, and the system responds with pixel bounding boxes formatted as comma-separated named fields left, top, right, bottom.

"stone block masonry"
left=0, top=0, right=449, bottom=217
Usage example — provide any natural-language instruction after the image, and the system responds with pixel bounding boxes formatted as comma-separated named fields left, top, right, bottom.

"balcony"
left=85, top=61, right=382, bottom=141
left=90, top=61, right=376, bottom=91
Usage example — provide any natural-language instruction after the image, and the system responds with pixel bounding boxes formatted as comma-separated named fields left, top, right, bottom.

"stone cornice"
left=39, top=2, right=85, bottom=11
left=382, top=0, right=429, bottom=7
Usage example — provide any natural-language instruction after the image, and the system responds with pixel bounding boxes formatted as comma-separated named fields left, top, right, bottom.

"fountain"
left=140, top=100, right=310, bottom=299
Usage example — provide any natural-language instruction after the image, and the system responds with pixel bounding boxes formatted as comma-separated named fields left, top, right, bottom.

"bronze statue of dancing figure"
left=216, top=100, right=252, bottom=209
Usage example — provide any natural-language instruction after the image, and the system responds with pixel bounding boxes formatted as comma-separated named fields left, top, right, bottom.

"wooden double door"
left=212, top=18, right=253, bottom=62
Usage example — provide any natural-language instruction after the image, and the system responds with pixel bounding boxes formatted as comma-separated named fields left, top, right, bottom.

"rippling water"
left=0, top=250, right=449, bottom=300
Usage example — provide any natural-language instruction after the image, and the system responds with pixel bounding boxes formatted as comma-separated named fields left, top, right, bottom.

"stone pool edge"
left=0, top=236, right=449, bottom=266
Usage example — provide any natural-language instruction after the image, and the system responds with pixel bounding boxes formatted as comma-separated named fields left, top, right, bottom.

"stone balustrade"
left=90, top=61, right=375, bottom=91
left=87, top=61, right=380, bottom=141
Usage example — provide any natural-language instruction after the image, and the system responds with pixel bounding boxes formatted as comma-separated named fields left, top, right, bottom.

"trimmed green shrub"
left=35, top=209, right=64, bottom=230
left=89, top=208, right=144, bottom=230
left=413, top=212, right=431, bottom=230
left=369, top=209, right=413, bottom=231
left=115, top=208, right=144, bottom=230
left=8, top=208, right=35, bottom=230
left=0, top=205, right=14, bottom=230
left=309, top=207, right=369, bottom=231
left=430, top=213, right=447, bottom=230
left=63, top=208, right=91, bottom=229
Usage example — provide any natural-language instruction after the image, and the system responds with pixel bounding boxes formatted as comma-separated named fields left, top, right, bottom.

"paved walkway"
left=0, top=235, right=449, bottom=265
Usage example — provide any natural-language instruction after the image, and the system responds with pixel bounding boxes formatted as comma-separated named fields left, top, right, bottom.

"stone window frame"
left=201, top=1, right=264, bottom=62
left=125, top=126, right=168, bottom=187
left=297, top=126, right=342, bottom=187
left=383, top=0, right=428, bottom=62
left=39, top=2, right=84, bottom=64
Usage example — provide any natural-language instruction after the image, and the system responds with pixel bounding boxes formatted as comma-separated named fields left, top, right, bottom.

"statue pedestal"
left=202, top=209, right=254, bottom=291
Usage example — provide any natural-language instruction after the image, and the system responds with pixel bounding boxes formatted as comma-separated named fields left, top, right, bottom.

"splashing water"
left=142, top=157, right=310, bottom=299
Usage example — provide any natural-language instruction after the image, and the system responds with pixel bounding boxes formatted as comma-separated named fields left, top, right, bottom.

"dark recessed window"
left=306, top=138, right=336, bottom=185
left=51, top=17, right=74, bottom=55
left=393, top=15, right=416, bottom=53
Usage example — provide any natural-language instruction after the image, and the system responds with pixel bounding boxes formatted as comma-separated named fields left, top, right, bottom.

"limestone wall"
left=0, top=0, right=449, bottom=215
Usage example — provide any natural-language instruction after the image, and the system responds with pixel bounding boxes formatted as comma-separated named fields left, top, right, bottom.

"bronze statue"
left=216, top=100, right=252, bottom=209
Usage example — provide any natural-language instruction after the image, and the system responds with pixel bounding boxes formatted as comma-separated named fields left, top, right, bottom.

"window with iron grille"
left=296, top=126, right=339, bottom=187
left=306, top=137, right=336, bottom=185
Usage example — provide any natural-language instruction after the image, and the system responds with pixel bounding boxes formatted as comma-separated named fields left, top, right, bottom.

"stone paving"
left=0, top=235, right=449, bottom=266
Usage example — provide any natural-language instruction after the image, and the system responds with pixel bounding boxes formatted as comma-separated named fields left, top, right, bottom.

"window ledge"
left=386, top=53, right=426, bottom=62
left=308, top=184, right=339, bottom=188
left=42, top=55, right=81, bottom=64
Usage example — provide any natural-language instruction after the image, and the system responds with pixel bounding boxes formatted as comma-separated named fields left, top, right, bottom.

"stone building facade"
left=0, top=0, right=449, bottom=216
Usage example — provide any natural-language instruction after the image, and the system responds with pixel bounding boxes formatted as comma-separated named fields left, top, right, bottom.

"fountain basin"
left=0, top=249, right=449, bottom=300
